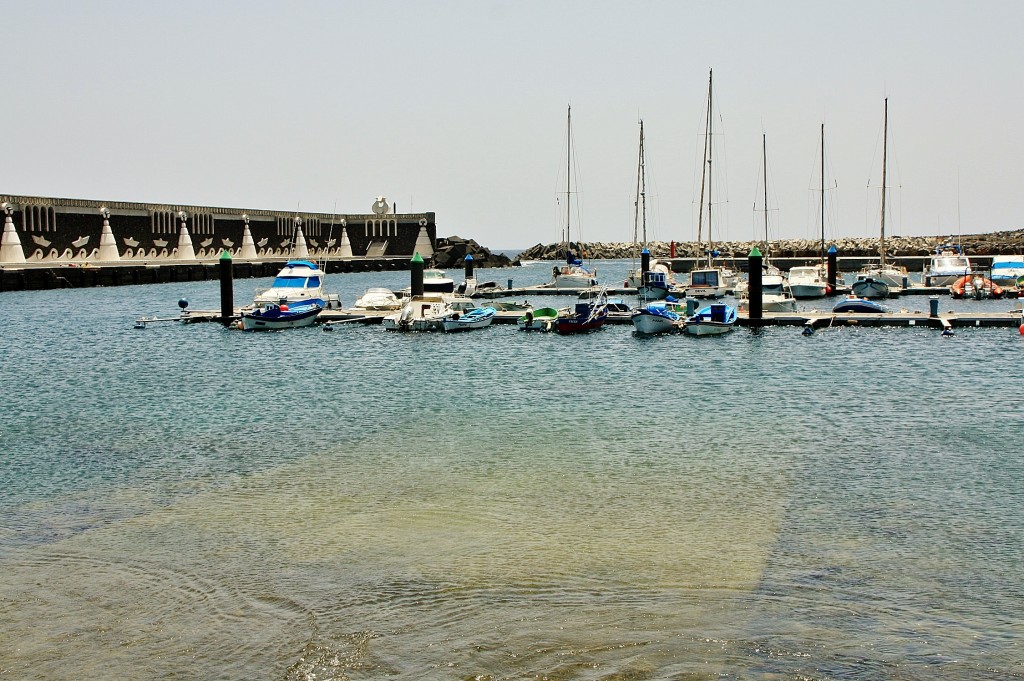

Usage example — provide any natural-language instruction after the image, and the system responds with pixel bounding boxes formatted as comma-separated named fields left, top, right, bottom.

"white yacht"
left=924, top=246, right=971, bottom=287
left=423, top=269, right=456, bottom=293
left=253, top=260, right=326, bottom=306
left=990, top=255, right=1024, bottom=288
left=787, top=265, right=830, bottom=299
left=353, top=287, right=402, bottom=311
left=738, top=273, right=798, bottom=313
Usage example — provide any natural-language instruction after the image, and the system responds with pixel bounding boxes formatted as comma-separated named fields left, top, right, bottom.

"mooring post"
left=464, top=254, right=474, bottom=281
left=411, top=252, right=424, bottom=297
left=219, top=249, right=233, bottom=325
left=748, top=246, right=763, bottom=323
left=641, top=247, right=650, bottom=274
left=929, top=295, right=939, bottom=318
left=827, top=245, right=838, bottom=294
left=686, top=298, right=698, bottom=316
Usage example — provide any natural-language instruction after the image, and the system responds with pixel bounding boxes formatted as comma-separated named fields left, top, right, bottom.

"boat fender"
left=280, top=304, right=289, bottom=311
left=825, top=285, right=833, bottom=295
left=451, top=313, right=460, bottom=321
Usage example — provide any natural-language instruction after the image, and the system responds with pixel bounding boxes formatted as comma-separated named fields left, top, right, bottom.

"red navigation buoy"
left=1019, top=322, right=1024, bottom=336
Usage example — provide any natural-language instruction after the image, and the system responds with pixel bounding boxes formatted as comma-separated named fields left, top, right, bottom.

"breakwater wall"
left=517, top=229, right=1024, bottom=265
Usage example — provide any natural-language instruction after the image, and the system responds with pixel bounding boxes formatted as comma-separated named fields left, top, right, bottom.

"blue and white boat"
left=253, top=260, right=326, bottom=307
left=832, top=296, right=886, bottom=313
left=684, top=302, right=736, bottom=336
left=990, top=255, right=1024, bottom=288
left=240, top=299, right=323, bottom=331
left=631, top=301, right=683, bottom=335
left=441, top=306, right=497, bottom=332
left=924, top=245, right=972, bottom=287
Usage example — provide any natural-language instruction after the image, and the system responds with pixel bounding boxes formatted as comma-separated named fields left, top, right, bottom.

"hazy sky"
left=3, top=1, right=1022, bottom=249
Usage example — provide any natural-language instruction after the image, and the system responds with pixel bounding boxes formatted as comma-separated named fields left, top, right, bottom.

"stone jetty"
left=516, top=228, right=1024, bottom=261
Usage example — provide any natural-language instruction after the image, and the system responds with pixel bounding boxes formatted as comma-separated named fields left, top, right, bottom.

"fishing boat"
left=381, top=295, right=453, bottom=332
left=950, top=274, right=1005, bottom=299
left=555, top=295, right=608, bottom=335
left=832, top=296, right=886, bottom=313
left=352, top=287, right=402, bottom=310
left=631, top=301, right=683, bottom=335
left=239, top=299, right=323, bottom=331
left=423, top=269, right=456, bottom=293
left=550, top=105, right=599, bottom=290
left=688, top=70, right=735, bottom=299
left=990, top=255, right=1024, bottom=288
left=517, top=306, right=559, bottom=331
left=924, top=244, right=971, bottom=287
left=684, top=302, right=736, bottom=336
left=853, top=98, right=909, bottom=292
left=441, top=306, right=497, bottom=332
left=253, top=259, right=327, bottom=306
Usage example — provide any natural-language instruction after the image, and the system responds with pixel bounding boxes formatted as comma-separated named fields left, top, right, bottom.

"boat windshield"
left=763, top=283, right=784, bottom=295
left=272, top=276, right=318, bottom=288
left=931, top=256, right=969, bottom=271
left=691, top=270, right=719, bottom=287
left=992, top=259, right=1024, bottom=271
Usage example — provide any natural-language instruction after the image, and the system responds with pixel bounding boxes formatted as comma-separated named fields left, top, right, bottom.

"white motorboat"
left=684, top=302, right=737, bottom=336
left=382, top=295, right=453, bottom=332
left=631, top=301, right=683, bottom=335
left=787, top=265, right=830, bottom=299
left=353, top=287, right=402, bottom=310
left=423, top=269, right=456, bottom=293
left=239, top=299, right=323, bottom=331
left=551, top=262, right=598, bottom=288
left=924, top=245, right=971, bottom=287
left=441, top=306, right=497, bottom=332
left=990, top=255, right=1024, bottom=288
left=253, top=260, right=327, bottom=306
left=738, top=273, right=798, bottom=313
left=688, top=267, right=730, bottom=298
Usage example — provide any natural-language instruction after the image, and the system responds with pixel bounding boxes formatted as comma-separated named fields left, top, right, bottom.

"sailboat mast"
left=639, top=120, right=647, bottom=247
left=706, top=70, right=715, bottom=261
left=762, top=132, right=769, bottom=257
left=696, top=69, right=712, bottom=252
left=820, top=123, right=826, bottom=262
left=633, top=120, right=643, bottom=262
left=880, top=97, right=888, bottom=266
left=566, top=105, right=572, bottom=256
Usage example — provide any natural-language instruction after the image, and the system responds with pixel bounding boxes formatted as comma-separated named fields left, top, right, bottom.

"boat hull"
left=685, top=303, right=736, bottom=336
left=851, top=277, right=890, bottom=299
left=441, top=308, right=496, bottom=331
left=555, top=304, right=608, bottom=335
left=631, top=308, right=680, bottom=335
left=789, top=283, right=828, bottom=299
left=240, top=302, right=322, bottom=330
left=833, top=297, right=885, bottom=313
left=517, top=308, right=559, bottom=331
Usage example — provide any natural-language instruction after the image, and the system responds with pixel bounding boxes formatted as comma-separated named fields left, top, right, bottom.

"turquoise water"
left=2, top=260, right=1023, bottom=680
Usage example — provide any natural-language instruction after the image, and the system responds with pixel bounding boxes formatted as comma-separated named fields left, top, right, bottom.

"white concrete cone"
left=240, top=224, right=257, bottom=259
left=414, top=225, right=433, bottom=259
left=337, top=227, right=353, bottom=258
left=97, top=218, right=121, bottom=261
left=176, top=225, right=196, bottom=261
left=292, top=227, right=309, bottom=259
left=0, top=215, right=27, bottom=263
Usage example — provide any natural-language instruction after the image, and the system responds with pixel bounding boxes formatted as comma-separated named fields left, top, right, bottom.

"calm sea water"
left=2, top=260, right=1023, bottom=680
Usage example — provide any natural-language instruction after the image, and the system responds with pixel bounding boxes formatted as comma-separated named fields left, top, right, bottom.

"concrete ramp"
left=365, top=240, right=388, bottom=257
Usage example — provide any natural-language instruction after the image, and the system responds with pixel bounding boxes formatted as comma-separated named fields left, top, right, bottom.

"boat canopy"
left=691, top=270, right=720, bottom=287
left=272, top=275, right=320, bottom=288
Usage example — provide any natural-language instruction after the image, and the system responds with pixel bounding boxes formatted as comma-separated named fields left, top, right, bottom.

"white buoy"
left=414, top=222, right=433, bottom=259
left=240, top=223, right=257, bottom=260
left=175, top=216, right=196, bottom=261
left=0, top=206, right=27, bottom=264
left=96, top=209, right=120, bottom=261
left=337, top=226, right=353, bottom=258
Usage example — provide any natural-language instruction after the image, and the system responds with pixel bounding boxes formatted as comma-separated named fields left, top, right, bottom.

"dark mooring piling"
left=748, top=246, right=763, bottom=322
left=464, top=254, right=474, bottom=281
left=219, top=250, right=233, bottom=325
left=827, top=245, right=838, bottom=293
left=641, top=248, right=650, bottom=274
left=411, top=252, right=424, bottom=296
